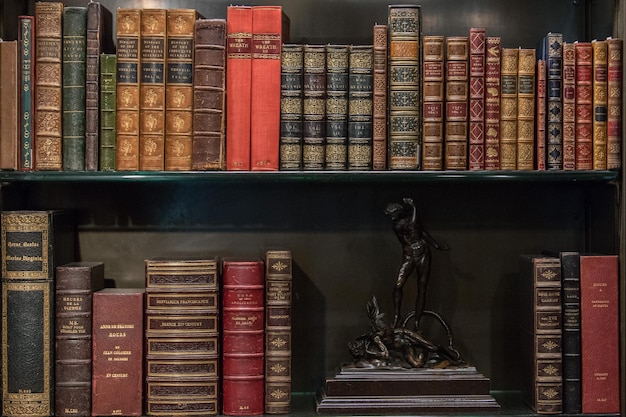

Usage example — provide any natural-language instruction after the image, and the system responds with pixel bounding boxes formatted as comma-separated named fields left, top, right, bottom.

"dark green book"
left=348, top=45, right=373, bottom=170
left=18, top=15, right=35, bottom=171
left=99, top=53, right=117, bottom=171
left=62, top=6, right=88, bottom=171
left=325, top=44, right=349, bottom=170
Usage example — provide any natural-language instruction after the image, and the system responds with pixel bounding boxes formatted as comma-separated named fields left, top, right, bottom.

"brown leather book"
left=469, top=28, right=485, bottom=170
left=499, top=48, right=518, bottom=170
left=0, top=40, right=19, bottom=170
left=535, top=59, right=547, bottom=170
left=592, top=39, right=608, bottom=170
left=575, top=42, right=593, bottom=169
left=484, top=36, right=501, bottom=170
left=562, top=43, right=576, bottom=170
left=372, top=25, right=388, bottom=170
left=444, top=36, right=469, bottom=170
left=606, top=37, right=622, bottom=170
left=422, top=35, right=444, bottom=170
left=516, top=48, right=535, bottom=170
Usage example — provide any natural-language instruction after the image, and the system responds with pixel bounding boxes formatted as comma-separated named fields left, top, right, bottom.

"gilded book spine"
left=18, top=16, right=35, bottom=171
left=575, top=42, right=593, bottom=169
left=562, top=43, right=576, bottom=170
left=347, top=45, right=373, bottom=170
left=279, top=44, right=303, bottom=170
left=469, top=28, right=485, bottom=170
left=422, top=35, right=444, bottom=170
left=484, top=36, right=501, bottom=170
left=499, top=48, right=518, bottom=170
left=302, top=44, right=326, bottom=170
left=536, top=59, right=547, bottom=170
left=516, top=48, right=535, bottom=170
left=372, top=25, right=388, bottom=170
left=325, top=45, right=349, bottom=170
left=592, top=39, right=608, bottom=170
left=445, top=36, right=469, bottom=170
left=543, top=32, right=563, bottom=170
left=0, top=40, right=18, bottom=171
left=606, top=37, right=622, bottom=169
left=99, top=54, right=116, bottom=171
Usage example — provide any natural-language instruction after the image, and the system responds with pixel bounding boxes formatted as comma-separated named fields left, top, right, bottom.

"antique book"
left=302, top=44, right=326, bottom=170
left=164, top=9, right=199, bottom=171
left=421, top=35, right=444, bottom=171
left=579, top=255, right=620, bottom=414
left=543, top=32, right=563, bottom=170
left=516, top=48, right=535, bottom=170
left=264, top=250, right=293, bottom=414
left=325, top=44, right=349, bottom=170
left=250, top=6, right=289, bottom=171
left=116, top=8, right=141, bottom=171
left=535, top=59, right=547, bottom=170
left=468, top=27, right=485, bottom=170
left=562, top=43, right=576, bottom=170
left=484, top=36, right=501, bottom=170
left=279, top=44, right=303, bottom=170
left=347, top=45, right=373, bottom=170
left=575, top=42, right=593, bottom=169
left=0, top=40, right=18, bottom=170
left=591, top=39, right=608, bottom=170
left=139, top=8, right=167, bottom=171
left=226, top=5, right=253, bottom=170
left=499, top=47, right=518, bottom=170
left=387, top=5, right=421, bottom=170
left=1, top=210, right=76, bottom=417
left=222, top=259, right=265, bottom=416
left=92, top=288, right=145, bottom=416
left=372, top=24, right=387, bottom=170
left=606, top=37, right=622, bottom=169
left=192, top=18, right=227, bottom=170
left=444, top=36, right=469, bottom=170
left=34, top=1, right=64, bottom=171
left=62, top=6, right=88, bottom=171
left=18, top=16, right=35, bottom=171
left=519, top=255, right=563, bottom=414
left=85, top=1, right=114, bottom=171
left=55, top=262, right=105, bottom=417
left=99, top=54, right=117, bottom=171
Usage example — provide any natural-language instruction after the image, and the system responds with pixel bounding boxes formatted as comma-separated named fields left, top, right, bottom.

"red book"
left=535, top=59, right=547, bottom=170
left=92, top=288, right=144, bottom=416
left=606, top=37, right=622, bottom=170
left=226, top=6, right=253, bottom=170
left=250, top=6, right=289, bottom=171
left=468, top=27, right=485, bottom=170
left=579, top=255, right=620, bottom=414
left=222, top=259, right=265, bottom=416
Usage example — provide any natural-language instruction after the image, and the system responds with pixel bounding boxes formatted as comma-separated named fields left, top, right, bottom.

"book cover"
left=387, top=5, right=421, bottom=170
left=592, top=39, right=608, bottom=170
left=422, top=35, right=444, bottom=171
left=484, top=36, right=501, bottom=170
left=445, top=36, right=469, bottom=170
left=516, top=48, right=535, bottom=170
left=325, top=44, right=349, bottom=170
left=35, top=1, right=64, bottom=171
left=562, top=43, right=576, bottom=170
left=579, top=255, right=620, bottom=414
left=372, top=25, right=388, bottom=170
left=499, top=47, right=518, bottom=170
left=302, top=44, right=326, bottom=170
left=99, top=53, right=117, bottom=171
left=192, top=18, right=227, bottom=170
left=535, top=59, right=547, bottom=170
left=347, top=45, right=373, bottom=171
left=55, top=262, right=105, bottom=417
left=222, top=259, right=265, bottom=416
left=469, top=27, right=485, bottom=170
left=575, top=42, right=593, bottom=169
left=279, top=44, right=303, bottom=170
left=18, top=16, right=35, bottom=171
left=0, top=40, right=19, bottom=171
left=543, top=32, right=563, bottom=170
left=606, top=37, right=622, bottom=170
left=62, top=6, right=88, bottom=171
left=92, top=288, right=145, bottom=416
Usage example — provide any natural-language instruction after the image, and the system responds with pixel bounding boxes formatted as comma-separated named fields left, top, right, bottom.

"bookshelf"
left=1, top=0, right=625, bottom=416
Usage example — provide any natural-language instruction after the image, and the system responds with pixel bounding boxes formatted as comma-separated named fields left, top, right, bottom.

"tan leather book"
left=372, top=25, right=388, bottom=170
left=444, top=36, right=469, bottom=170
left=516, top=48, right=535, bottom=170
left=592, top=39, right=608, bottom=170
left=499, top=47, right=518, bottom=170
left=422, top=35, right=444, bottom=170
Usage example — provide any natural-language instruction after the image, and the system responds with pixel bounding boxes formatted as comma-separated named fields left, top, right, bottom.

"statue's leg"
left=414, top=255, right=431, bottom=331
left=393, top=259, right=413, bottom=327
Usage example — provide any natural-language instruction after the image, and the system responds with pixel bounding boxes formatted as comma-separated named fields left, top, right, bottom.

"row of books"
left=1, top=210, right=293, bottom=416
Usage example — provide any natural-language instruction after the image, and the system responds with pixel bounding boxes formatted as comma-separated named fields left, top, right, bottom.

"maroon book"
left=468, top=27, right=485, bottom=170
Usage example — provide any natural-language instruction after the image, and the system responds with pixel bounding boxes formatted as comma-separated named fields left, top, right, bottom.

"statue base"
left=316, top=366, right=500, bottom=414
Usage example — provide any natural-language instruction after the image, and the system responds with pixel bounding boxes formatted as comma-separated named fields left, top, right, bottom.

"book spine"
left=192, top=19, right=227, bottom=171
left=0, top=40, right=19, bottom=171
left=222, top=259, right=265, bottom=416
left=264, top=250, right=292, bottom=414
left=422, top=35, right=444, bottom=171
left=606, top=37, right=622, bottom=170
left=499, top=47, right=518, bottom=170
left=372, top=25, right=388, bottom=170
left=575, top=42, right=593, bottom=169
left=279, top=44, right=303, bottom=170
left=115, top=8, right=141, bottom=171
left=562, top=43, right=576, bottom=170
left=516, top=48, right=535, bottom=170
left=387, top=5, right=421, bottom=170
left=302, top=44, right=326, bottom=170
left=99, top=54, right=116, bottom=171
left=559, top=252, right=581, bottom=414
left=444, top=36, right=469, bottom=170
left=226, top=6, right=252, bottom=170
left=592, top=39, right=608, bottom=170
left=325, top=45, right=349, bottom=170
left=535, top=59, right=547, bottom=170
left=468, top=28, right=485, bottom=170
left=139, top=8, right=167, bottom=171
left=18, top=16, right=35, bottom=171
left=544, top=33, right=563, bottom=170
left=347, top=45, right=373, bottom=170
left=35, top=1, right=64, bottom=171
left=484, top=36, right=501, bottom=170
left=164, top=9, right=197, bottom=171
left=62, top=7, right=88, bottom=171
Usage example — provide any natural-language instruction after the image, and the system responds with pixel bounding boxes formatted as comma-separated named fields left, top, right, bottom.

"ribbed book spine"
left=421, top=35, right=444, bottom=170
left=484, top=36, right=501, bottom=170
left=559, top=252, right=581, bottom=414
left=325, top=45, right=349, bottom=170
left=535, top=59, right=547, bottom=170
left=0, top=40, right=18, bottom=171
left=302, top=44, right=326, bottom=170
left=516, top=48, right=535, bottom=170
left=575, top=42, right=593, bottom=169
left=347, top=45, right=373, bottom=170
left=499, top=47, right=518, bottom=170
left=543, top=32, right=563, bottom=170
left=606, top=37, right=622, bottom=169
left=562, top=43, right=576, bottom=170
left=18, top=16, right=35, bottom=171
left=592, top=39, right=608, bottom=170
left=99, top=54, right=116, bottom=171
left=469, top=28, right=485, bottom=170
left=279, top=44, right=303, bottom=170
left=444, top=36, right=469, bottom=170
left=372, top=25, right=388, bottom=170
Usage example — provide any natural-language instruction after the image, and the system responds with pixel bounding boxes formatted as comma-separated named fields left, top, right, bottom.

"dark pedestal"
left=316, top=366, right=500, bottom=414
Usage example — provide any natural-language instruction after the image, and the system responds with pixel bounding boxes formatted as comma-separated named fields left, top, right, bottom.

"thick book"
left=347, top=45, right=373, bottom=170
left=606, top=37, right=622, bottom=169
left=562, top=43, right=576, bottom=170
left=302, top=44, right=326, bottom=170
left=192, top=18, right=227, bottom=170
left=325, top=44, right=349, bottom=170
left=484, top=36, right=501, bottom=170
left=34, top=1, right=64, bottom=171
left=264, top=250, right=292, bottom=414
left=422, top=35, right=444, bottom=171
left=222, top=259, right=265, bottom=416
left=516, top=48, right=535, bottom=170
left=575, top=42, right=593, bottom=169
left=468, top=27, right=485, bottom=170
left=92, top=288, right=145, bottom=416
left=115, top=8, right=141, bottom=171
left=62, top=6, right=88, bottom=171
left=579, top=255, right=620, bottom=414
left=18, top=16, right=35, bottom=171
left=1, top=210, right=77, bottom=417
left=536, top=59, right=547, bottom=170
left=591, top=39, right=608, bottom=170
left=444, top=36, right=469, bottom=170
left=99, top=54, right=117, bottom=171
left=279, top=43, right=303, bottom=170
left=0, top=40, right=19, bottom=170
left=543, top=32, right=563, bottom=170
left=387, top=5, right=421, bottom=170
left=55, top=262, right=105, bottom=417
left=372, top=25, right=388, bottom=170
left=499, top=47, right=518, bottom=170
left=519, top=255, right=563, bottom=414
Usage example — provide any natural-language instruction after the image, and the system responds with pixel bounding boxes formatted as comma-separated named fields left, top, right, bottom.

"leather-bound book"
left=499, top=47, right=518, bottom=170
left=562, top=43, right=576, bottom=170
left=606, top=37, right=622, bottom=169
left=519, top=255, right=563, bottom=414
left=484, top=36, right=501, bottom=170
left=250, top=6, right=289, bottom=171
left=372, top=25, right=387, bottom=170
left=422, top=35, right=444, bottom=171
left=279, top=44, right=303, bottom=170
left=325, top=44, right=349, bottom=170
left=0, top=40, right=18, bottom=170
left=99, top=54, right=117, bottom=171
left=192, top=18, right=227, bottom=170
left=591, top=39, right=608, bottom=170
left=543, top=32, right=563, bottom=170
left=347, top=45, right=373, bottom=170
left=92, top=288, right=145, bottom=416
left=468, top=27, right=485, bottom=170
left=574, top=42, right=593, bottom=169
left=264, top=250, right=292, bottom=414
left=226, top=5, right=252, bottom=170
left=1, top=210, right=77, bottom=417
left=387, top=5, right=421, bottom=170
left=302, top=44, right=326, bottom=170
left=535, top=59, right=547, bottom=170
left=18, top=16, right=35, bottom=171
left=516, top=48, right=535, bottom=170
left=55, top=262, right=105, bottom=417
left=444, top=36, right=469, bottom=170
left=116, top=8, right=141, bottom=171
left=34, top=1, right=64, bottom=171
left=579, top=255, right=620, bottom=414
left=85, top=1, right=113, bottom=171
left=222, top=259, right=265, bottom=416
left=62, top=6, right=87, bottom=171
left=139, top=9, right=167, bottom=171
